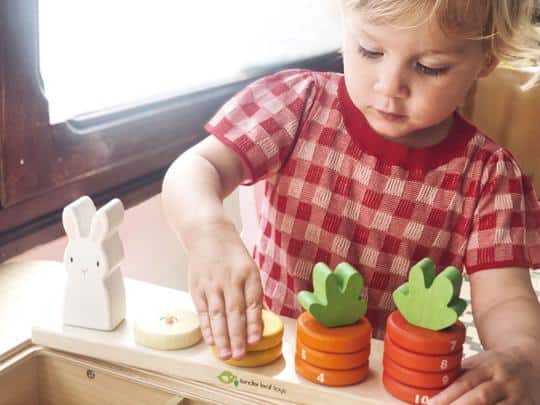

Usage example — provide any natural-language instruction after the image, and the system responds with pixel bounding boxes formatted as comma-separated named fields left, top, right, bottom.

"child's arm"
left=431, top=267, right=540, bottom=404
left=162, top=136, right=263, bottom=360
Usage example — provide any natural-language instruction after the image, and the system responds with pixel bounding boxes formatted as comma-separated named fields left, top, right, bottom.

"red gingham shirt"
left=205, top=69, right=540, bottom=338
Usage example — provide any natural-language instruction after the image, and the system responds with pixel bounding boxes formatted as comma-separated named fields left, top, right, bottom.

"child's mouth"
left=375, top=109, right=407, bottom=122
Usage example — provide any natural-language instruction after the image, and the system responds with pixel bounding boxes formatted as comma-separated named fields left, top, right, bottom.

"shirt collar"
left=338, top=76, right=477, bottom=171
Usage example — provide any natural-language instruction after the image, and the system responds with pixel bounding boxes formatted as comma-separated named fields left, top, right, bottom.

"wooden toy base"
left=29, top=263, right=404, bottom=404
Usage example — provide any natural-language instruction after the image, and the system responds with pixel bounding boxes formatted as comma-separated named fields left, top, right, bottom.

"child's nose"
left=374, top=65, right=409, bottom=99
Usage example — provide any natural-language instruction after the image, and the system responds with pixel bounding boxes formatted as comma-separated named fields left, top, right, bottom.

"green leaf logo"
left=393, top=258, right=467, bottom=331
left=297, top=262, right=368, bottom=327
left=217, top=370, right=237, bottom=385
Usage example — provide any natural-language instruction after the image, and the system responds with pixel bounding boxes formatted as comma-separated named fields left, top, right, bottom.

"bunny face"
left=64, top=238, right=110, bottom=280
left=62, top=196, right=125, bottom=281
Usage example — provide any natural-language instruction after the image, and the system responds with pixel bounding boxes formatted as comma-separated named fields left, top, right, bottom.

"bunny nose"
left=82, top=268, right=88, bottom=276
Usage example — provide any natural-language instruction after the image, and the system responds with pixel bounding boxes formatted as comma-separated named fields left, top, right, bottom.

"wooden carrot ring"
left=386, top=311, right=465, bottom=355
left=383, top=371, right=441, bottom=404
left=296, top=312, right=371, bottom=353
left=383, top=355, right=460, bottom=389
left=296, top=336, right=370, bottom=370
left=384, top=335, right=462, bottom=372
left=295, top=355, right=369, bottom=386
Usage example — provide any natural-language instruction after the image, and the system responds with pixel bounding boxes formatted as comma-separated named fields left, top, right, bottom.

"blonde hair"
left=342, top=0, right=540, bottom=89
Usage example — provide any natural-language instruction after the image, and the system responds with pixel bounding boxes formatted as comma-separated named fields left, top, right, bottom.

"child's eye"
left=416, top=62, right=449, bottom=76
left=358, top=45, right=383, bottom=60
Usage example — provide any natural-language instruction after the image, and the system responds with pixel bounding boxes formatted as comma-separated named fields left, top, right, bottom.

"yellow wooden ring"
left=212, top=343, right=282, bottom=367
left=247, top=309, right=284, bottom=352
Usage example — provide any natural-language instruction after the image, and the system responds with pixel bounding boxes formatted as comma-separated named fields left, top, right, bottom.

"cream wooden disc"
left=133, top=308, right=202, bottom=350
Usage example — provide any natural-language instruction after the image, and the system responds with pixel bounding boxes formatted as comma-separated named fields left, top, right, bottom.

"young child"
left=162, top=1, right=540, bottom=403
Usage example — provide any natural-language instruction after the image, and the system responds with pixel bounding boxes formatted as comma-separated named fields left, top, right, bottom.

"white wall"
left=8, top=191, right=243, bottom=292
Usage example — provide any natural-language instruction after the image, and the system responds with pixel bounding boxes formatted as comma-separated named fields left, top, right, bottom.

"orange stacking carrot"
left=296, top=337, right=370, bottom=370
left=386, top=311, right=465, bottom=355
left=296, top=311, right=371, bottom=354
left=384, top=335, right=462, bottom=372
left=383, top=355, right=460, bottom=389
left=295, top=355, right=369, bottom=386
left=295, top=262, right=372, bottom=387
left=383, top=372, right=441, bottom=404
left=382, top=259, right=468, bottom=403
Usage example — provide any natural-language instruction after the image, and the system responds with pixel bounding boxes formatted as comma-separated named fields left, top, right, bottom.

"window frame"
left=0, top=0, right=343, bottom=260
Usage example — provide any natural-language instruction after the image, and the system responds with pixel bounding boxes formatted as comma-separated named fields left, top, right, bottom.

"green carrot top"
left=297, top=262, right=368, bottom=328
left=393, top=258, right=467, bottom=331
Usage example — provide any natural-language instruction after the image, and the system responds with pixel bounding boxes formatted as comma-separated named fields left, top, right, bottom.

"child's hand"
left=187, top=222, right=264, bottom=361
left=429, top=349, right=534, bottom=405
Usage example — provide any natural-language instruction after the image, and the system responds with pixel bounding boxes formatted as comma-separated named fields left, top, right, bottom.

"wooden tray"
left=0, top=345, right=197, bottom=405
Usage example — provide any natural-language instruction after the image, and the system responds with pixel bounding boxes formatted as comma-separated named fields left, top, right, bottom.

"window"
left=0, top=0, right=342, bottom=260
left=40, top=0, right=341, bottom=123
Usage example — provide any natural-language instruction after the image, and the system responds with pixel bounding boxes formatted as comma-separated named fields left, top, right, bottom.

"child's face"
left=342, top=9, right=494, bottom=145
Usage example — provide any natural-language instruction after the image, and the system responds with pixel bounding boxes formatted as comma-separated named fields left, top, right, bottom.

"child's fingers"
left=246, top=303, right=263, bottom=345
left=461, top=351, right=489, bottom=370
left=497, top=397, right=534, bottom=405
left=244, top=272, right=263, bottom=344
left=191, top=291, right=213, bottom=345
left=438, top=380, right=505, bottom=405
left=224, top=286, right=248, bottom=359
left=429, top=366, right=493, bottom=404
left=206, top=290, right=231, bottom=359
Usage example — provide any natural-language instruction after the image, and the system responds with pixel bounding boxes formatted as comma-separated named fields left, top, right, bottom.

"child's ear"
left=478, top=53, right=499, bottom=78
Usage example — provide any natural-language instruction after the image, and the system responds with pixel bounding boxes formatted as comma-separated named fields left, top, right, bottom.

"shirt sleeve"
left=204, top=69, right=317, bottom=185
left=465, top=148, right=540, bottom=273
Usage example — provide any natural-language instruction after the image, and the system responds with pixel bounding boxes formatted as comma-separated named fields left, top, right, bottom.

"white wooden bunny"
left=62, top=196, right=126, bottom=330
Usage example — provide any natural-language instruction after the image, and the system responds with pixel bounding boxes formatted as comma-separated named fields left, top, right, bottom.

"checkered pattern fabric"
left=205, top=69, right=540, bottom=339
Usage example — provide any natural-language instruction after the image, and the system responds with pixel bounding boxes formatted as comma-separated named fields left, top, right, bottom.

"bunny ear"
left=62, top=196, right=96, bottom=239
left=89, top=199, right=124, bottom=243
